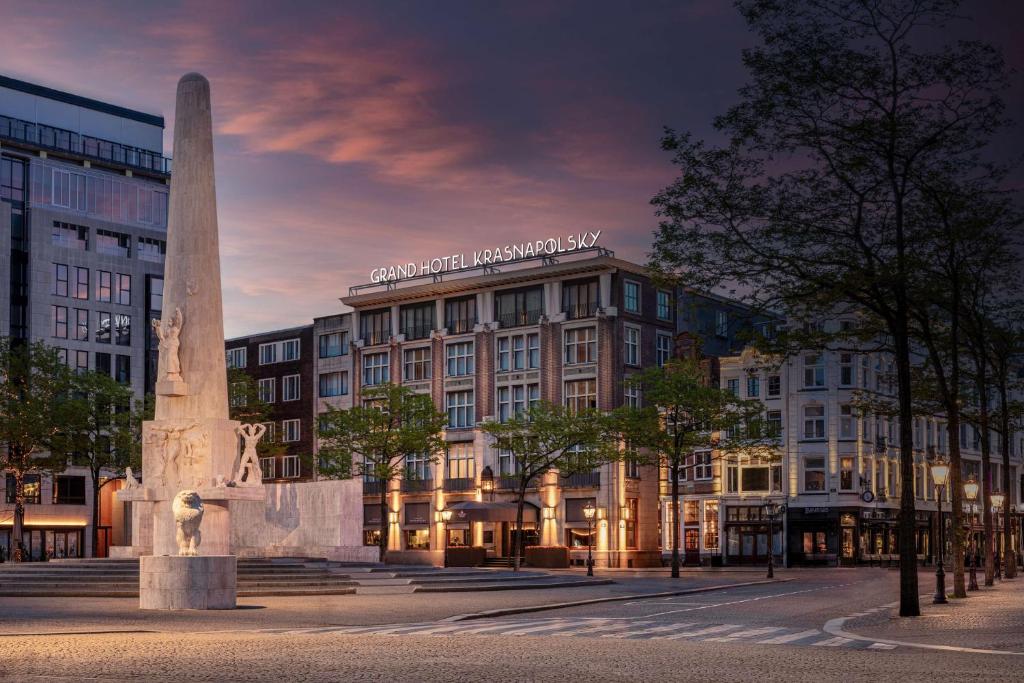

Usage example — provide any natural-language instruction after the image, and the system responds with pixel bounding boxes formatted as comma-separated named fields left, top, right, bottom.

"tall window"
left=715, top=310, right=728, bottom=336
left=840, top=456, right=855, bottom=491
left=497, top=383, right=539, bottom=422
left=52, top=305, right=68, bottom=338
left=803, top=405, right=825, bottom=440
left=447, top=443, right=475, bottom=480
left=495, top=287, right=543, bottom=328
left=114, top=313, right=130, bottom=346
left=258, top=378, right=276, bottom=403
left=624, top=326, right=640, bottom=366
left=497, top=333, right=539, bottom=371
left=446, top=342, right=474, bottom=376
left=564, top=379, right=597, bottom=413
left=73, top=267, right=89, bottom=300
left=803, top=354, right=825, bottom=387
left=766, top=410, right=782, bottom=437
left=447, top=390, right=474, bottom=428
left=657, top=290, right=672, bottom=321
left=839, top=353, right=854, bottom=386
left=399, top=302, right=435, bottom=340
left=726, top=378, right=739, bottom=396
left=564, top=327, right=597, bottom=365
left=282, top=374, right=300, bottom=401
left=281, top=339, right=300, bottom=361
left=318, top=331, right=347, bottom=358
left=97, top=270, right=112, bottom=303
left=360, top=308, right=391, bottom=345
left=403, top=347, right=432, bottom=381
left=53, top=263, right=69, bottom=296
left=74, top=308, right=89, bottom=341
left=362, top=352, right=389, bottom=386
left=75, top=351, right=88, bottom=374
left=226, top=347, right=247, bottom=369
left=767, top=375, right=781, bottom=397
left=803, top=457, right=826, bottom=492
left=115, top=355, right=130, bottom=384
left=703, top=501, right=720, bottom=552
left=405, top=452, right=431, bottom=480
left=282, top=455, right=301, bottom=478
left=624, top=280, right=641, bottom=313
left=562, top=279, right=599, bottom=319
left=624, top=384, right=640, bottom=409
left=116, top=274, right=131, bottom=306
left=656, top=333, right=672, bottom=367
left=444, top=296, right=477, bottom=334
left=746, top=375, right=759, bottom=397
left=839, top=404, right=855, bottom=439
left=318, top=371, right=348, bottom=397
left=282, top=419, right=300, bottom=442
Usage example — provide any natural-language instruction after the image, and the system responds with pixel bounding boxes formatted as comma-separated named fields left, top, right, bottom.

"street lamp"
left=583, top=501, right=596, bottom=577
left=930, top=459, right=950, bottom=604
left=440, top=508, right=453, bottom=568
left=480, top=466, right=494, bottom=502
left=992, top=493, right=1005, bottom=580
left=762, top=499, right=783, bottom=579
left=964, top=478, right=980, bottom=592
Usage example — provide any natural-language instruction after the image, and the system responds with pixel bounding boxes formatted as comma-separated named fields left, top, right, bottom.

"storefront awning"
left=446, top=501, right=538, bottom=523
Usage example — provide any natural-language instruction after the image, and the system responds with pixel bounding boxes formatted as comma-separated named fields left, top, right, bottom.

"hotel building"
left=0, top=75, right=170, bottom=559
left=341, top=248, right=700, bottom=567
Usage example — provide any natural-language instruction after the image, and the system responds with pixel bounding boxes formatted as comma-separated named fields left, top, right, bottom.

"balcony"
left=497, top=309, right=542, bottom=329
left=363, top=330, right=390, bottom=346
left=401, top=478, right=434, bottom=493
left=563, top=301, right=600, bottom=320
left=562, top=471, right=601, bottom=488
left=497, top=475, right=526, bottom=490
left=362, top=479, right=385, bottom=495
left=0, top=114, right=172, bottom=176
left=443, top=477, right=476, bottom=493
left=401, top=324, right=433, bottom=341
left=446, top=318, right=477, bottom=335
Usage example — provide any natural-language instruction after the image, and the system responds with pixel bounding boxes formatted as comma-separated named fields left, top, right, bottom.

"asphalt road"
left=2, top=568, right=1022, bottom=682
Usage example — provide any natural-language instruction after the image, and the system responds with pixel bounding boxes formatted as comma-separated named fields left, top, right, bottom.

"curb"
left=441, top=577, right=790, bottom=622
left=415, top=579, right=614, bottom=593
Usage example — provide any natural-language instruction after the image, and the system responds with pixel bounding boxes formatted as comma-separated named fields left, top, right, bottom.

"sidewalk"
left=833, top=574, right=1024, bottom=654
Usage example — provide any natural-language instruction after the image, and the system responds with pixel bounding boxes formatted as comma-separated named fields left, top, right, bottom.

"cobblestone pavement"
left=1, top=568, right=1022, bottom=681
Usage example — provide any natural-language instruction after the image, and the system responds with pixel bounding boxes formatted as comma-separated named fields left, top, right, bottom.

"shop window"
left=566, top=528, right=596, bottom=548
left=5, top=474, right=41, bottom=504
left=405, top=529, right=430, bottom=550
left=363, top=529, right=381, bottom=547
left=703, top=501, right=720, bottom=551
left=802, top=531, right=827, bottom=554
left=683, top=500, right=699, bottom=525
left=447, top=528, right=468, bottom=547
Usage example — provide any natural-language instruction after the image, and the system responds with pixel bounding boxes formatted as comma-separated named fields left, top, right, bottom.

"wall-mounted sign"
left=369, top=231, right=602, bottom=284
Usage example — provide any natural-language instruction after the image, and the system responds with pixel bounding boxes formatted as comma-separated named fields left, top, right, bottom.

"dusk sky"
left=1, top=0, right=1020, bottom=337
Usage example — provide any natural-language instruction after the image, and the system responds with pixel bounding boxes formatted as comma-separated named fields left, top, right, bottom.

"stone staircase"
left=0, top=557, right=360, bottom=598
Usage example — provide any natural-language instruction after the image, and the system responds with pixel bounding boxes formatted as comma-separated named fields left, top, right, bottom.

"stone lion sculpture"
left=172, top=490, right=204, bottom=556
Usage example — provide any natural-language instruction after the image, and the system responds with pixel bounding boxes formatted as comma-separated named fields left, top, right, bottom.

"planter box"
left=525, top=545, right=570, bottom=568
left=446, top=546, right=486, bottom=567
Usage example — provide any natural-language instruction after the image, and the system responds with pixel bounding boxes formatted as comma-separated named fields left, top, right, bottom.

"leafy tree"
left=317, top=383, right=448, bottom=562
left=480, top=401, right=624, bottom=571
left=0, top=339, right=76, bottom=561
left=61, top=371, right=139, bottom=558
left=619, top=358, right=776, bottom=578
left=649, top=0, right=1012, bottom=616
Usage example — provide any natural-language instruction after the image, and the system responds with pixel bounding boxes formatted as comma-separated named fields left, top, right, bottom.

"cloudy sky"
left=1, top=1, right=1020, bottom=336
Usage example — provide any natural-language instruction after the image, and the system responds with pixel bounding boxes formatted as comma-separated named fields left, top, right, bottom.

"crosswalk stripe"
left=549, top=621, right=647, bottom=637
left=868, top=643, right=898, bottom=650
left=756, top=629, right=822, bottom=644
left=812, top=636, right=854, bottom=647
left=603, top=623, right=697, bottom=639
left=656, top=624, right=743, bottom=640
left=704, top=626, right=786, bottom=642
left=502, top=621, right=584, bottom=636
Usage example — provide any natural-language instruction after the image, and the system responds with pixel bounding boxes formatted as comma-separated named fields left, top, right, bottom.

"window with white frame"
left=226, top=347, right=247, bottom=369
left=318, top=371, right=348, bottom=397
left=746, top=375, right=759, bottom=397
left=282, top=374, right=300, bottom=401
left=840, top=456, right=856, bottom=491
left=803, top=354, right=825, bottom=388
left=839, top=353, right=854, bottom=386
left=496, top=333, right=538, bottom=371
left=258, top=377, right=275, bottom=404
left=803, top=404, right=825, bottom=440
left=726, top=378, right=739, bottom=396
left=282, top=419, right=300, bottom=442
left=624, top=280, right=641, bottom=313
left=319, top=331, right=348, bottom=358
left=497, top=449, right=520, bottom=476
left=687, top=451, right=712, bottom=480
left=403, top=347, right=432, bottom=381
left=229, top=382, right=247, bottom=408
left=446, top=341, right=474, bottom=376
left=260, top=457, right=275, bottom=479
left=447, top=390, right=474, bottom=428
left=839, top=404, right=855, bottom=439
left=657, top=290, right=672, bottom=321
left=766, top=409, right=782, bottom=437
left=767, top=375, right=781, bottom=397
left=564, top=327, right=597, bottom=365
left=405, top=452, right=431, bottom=480
left=261, top=422, right=275, bottom=442
left=446, top=443, right=475, bottom=480
left=803, top=456, right=826, bottom=492
left=564, top=379, right=597, bottom=413
left=624, top=326, right=640, bottom=366
left=497, top=383, right=539, bottom=422
left=282, top=455, right=300, bottom=478
left=282, top=339, right=300, bottom=361
left=656, top=332, right=672, bottom=367
left=259, top=339, right=299, bottom=364
left=624, top=383, right=640, bottom=409
left=362, top=351, right=389, bottom=386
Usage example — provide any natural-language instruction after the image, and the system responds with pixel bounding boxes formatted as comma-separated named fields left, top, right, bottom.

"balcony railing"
left=0, top=114, right=172, bottom=176
left=362, top=329, right=390, bottom=346
left=401, top=478, right=434, bottom=493
left=443, top=477, right=475, bottom=492
left=497, top=309, right=542, bottom=329
left=563, top=301, right=600, bottom=320
left=446, top=318, right=477, bottom=335
left=362, top=479, right=384, bottom=495
left=497, top=475, right=525, bottom=490
left=401, top=324, right=433, bottom=341
left=562, top=471, right=601, bottom=488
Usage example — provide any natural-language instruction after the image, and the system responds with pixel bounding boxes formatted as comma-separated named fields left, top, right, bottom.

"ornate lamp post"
left=762, top=499, right=784, bottom=579
left=930, top=458, right=950, bottom=604
left=583, top=501, right=597, bottom=577
left=964, top=478, right=980, bottom=592
left=440, top=508, right=453, bottom=568
left=480, top=466, right=494, bottom=502
left=991, top=493, right=1005, bottom=580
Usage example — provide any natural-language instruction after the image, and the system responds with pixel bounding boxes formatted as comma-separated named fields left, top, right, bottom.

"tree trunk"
left=946, top=411, right=966, bottom=598
left=893, top=313, right=921, bottom=617
left=91, top=473, right=101, bottom=559
left=379, top=487, right=389, bottom=564
left=976, top=370, right=995, bottom=587
left=670, top=461, right=680, bottom=579
left=513, top=483, right=527, bottom=572
left=998, top=372, right=1015, bottom=579
left=11, top=468, right=25, bottom=562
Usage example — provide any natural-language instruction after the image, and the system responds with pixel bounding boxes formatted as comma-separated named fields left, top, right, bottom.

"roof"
left=225, top=323, right=313, bottom=344
left=341, top=255, right=654, bottom=308
left=0, top=74, right=164, bottom=128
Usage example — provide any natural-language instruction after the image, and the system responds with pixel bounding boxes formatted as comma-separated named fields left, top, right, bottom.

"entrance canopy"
left=446, top=501, right=538, bottom=523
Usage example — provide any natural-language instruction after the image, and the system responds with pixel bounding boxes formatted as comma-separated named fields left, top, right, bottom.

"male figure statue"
left=151, top=307, right=184, bottom=382
left=235, top=423, right=266, bottom=486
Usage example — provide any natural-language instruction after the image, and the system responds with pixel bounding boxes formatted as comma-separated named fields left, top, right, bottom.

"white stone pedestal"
left=140, top=555, right=236, bottom=610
